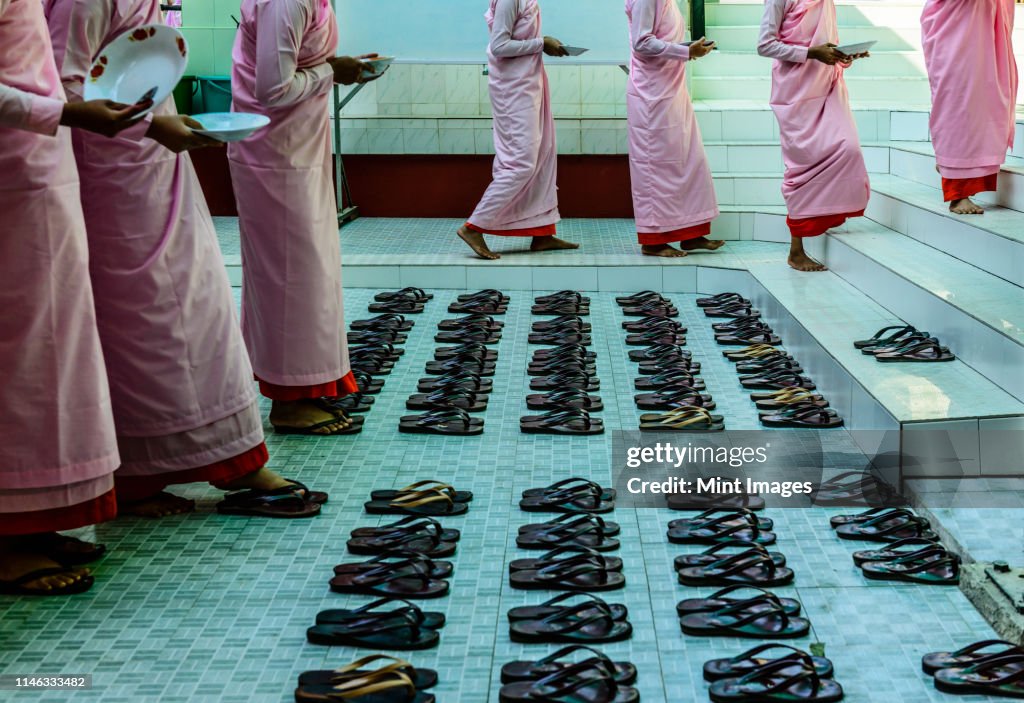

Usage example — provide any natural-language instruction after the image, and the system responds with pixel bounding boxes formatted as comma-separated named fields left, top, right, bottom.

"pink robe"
left=229, top=0, right=352, bottom=393
left=626, top=0, right=718, bottom=245
left=759, top=0, right=869, bottom=237
left=46, top=0, right=265, bottom=484
left=467, top=0, right=560, bottom=237
left=922, top=0, right=1017, bottom=200
left=0, top=0, right=118, bottom=532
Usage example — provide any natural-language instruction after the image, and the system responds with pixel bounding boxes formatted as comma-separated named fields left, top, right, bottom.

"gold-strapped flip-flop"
left=639, top=406, right=725, bottom=432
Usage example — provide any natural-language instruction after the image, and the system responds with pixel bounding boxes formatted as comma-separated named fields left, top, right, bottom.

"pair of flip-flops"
left=923, top=640, right=1024, bottom=698
left=698, top=292, right=750, bottom=308
left=830, top=507, right=936, bottom=543
left=499, top=660, right=638, bottom=703
left=400, top=406, right=484, bottom=436
left=855, top=324, right=955, bottom=362
left=668, top=509, right=774, bottom=544
left=812, top=470, right=901, bottom=507
left=509, top=548, right=625, bottom=592
left=530, top=369, right=599, bottom=392
left=519, top=480, right=615, bottom=513
left=348, top=515, right=460, bottom=558
left=639, top=405, right=725, bottom=432
left=760, top=401, right=843, bottom=428
left=215, top=480, right=327, bottom=519
left=351, top=312, right=414, bottom=332
left=272, top=397, right=365, bottom=436
left=853, top=537, right=959, bottom=585
left=501, top=645, right=637, bottom=689
left=329, top=553, right=450, bottom=599
left=364, top=484, right=472, bottom=517
left=369, top=288, right=432, bottom=315
left=533, top=290, right=590, bottom=316
left=716, top=318, right=782, bottom=346
left=348, top=328, right=407, bottom=345
left=521, top=407, right=604, bottom=435
left=296, top=655, right=436, bottom=703
left=667, top=491, right=766, bottom=512
left=633, top=367, right=703, bottom=391
left=680, top=588, right=809, bottom=639
left=527, top=388, right=604, bottom=412
left=508, top=592, right=632, bottom=644
left=308, top=599, right=445, bottom=649
left=677, top=546, right=795, bottom=587
left=704, top=645, right=843, bottom=703
left=635, top=384, right=715, bottom=411
left=448, top=289, right=509, bottom=314
left=518, top=513, right=620, bottom=551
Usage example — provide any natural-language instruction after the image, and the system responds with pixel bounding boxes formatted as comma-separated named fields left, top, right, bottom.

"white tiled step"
left=709, top=25, right=927, bottom=53
left=889, top=142, right=1024, bottom=214
left=743, top=262, right=1024, bottom=476
left=691, top=76, right=932, bottom=102
left=690, top=50, right=927, bottom=78
left=707, top=1, right=931, bottom=28
left=806, top=221, right=1024, bottom=401
left=869, top=174, right=1024, bottom=286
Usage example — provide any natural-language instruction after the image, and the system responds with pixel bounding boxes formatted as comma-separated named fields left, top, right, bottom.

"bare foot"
left=788, top=250, right=827, bottom=272
left=0, top=548, right=91, bottom=594
left=457, top=226, right=500, bottom=260
left=119, top=491, right=196, bottom=518
left=530, top=236, right=579, bottom=252
left=949, top=198, right=984, bottom=215
left=642, top=244, right=688, bottom=258
left=269, top=399, right=353, bottom=435
left=679, top=237, right=726, bottom=252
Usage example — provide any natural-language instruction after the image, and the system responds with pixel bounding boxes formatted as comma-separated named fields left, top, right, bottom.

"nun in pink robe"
left=0, top=0, right=117, bottom=551
left=626, top=0, right=721, bottom=255
left=758, top=0, right=870, bottom=248
left=46, top=0, right=285, bottom=508
left=922, top=0, right=1017, bottom=210
left=229, top=0, right=359, bottom=419
left=457, top=0, right=576, bottom=259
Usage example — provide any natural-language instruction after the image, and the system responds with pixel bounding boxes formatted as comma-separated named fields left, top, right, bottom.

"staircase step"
left=889, top=142, right=1024, bottom=213
left=709, top=25, right=926, bottom=53
left=691, top=75, right=932, bottom=102
left=745, top=260, right=1024, bottom=427
left=707, top=1, right=932, bottom=28
left=690, top=50, right=927, bottom=79
left=869, top=174, right=1024, bottom=286
left=804, top=220, right=1024, bottom=400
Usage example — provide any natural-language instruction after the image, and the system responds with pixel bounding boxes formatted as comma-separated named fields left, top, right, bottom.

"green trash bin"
left=172, top=76, right=198, bottom=115
left=198, top=75, right=233, bottom=113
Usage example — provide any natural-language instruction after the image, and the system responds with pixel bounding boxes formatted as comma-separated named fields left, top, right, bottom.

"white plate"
left=363, top=56, right=394, bottom=75
left=835, top=40, right=876, bottom=56
left=83, top=24, right=188, bottom=117
left=191, top=112, right=271, bottom=142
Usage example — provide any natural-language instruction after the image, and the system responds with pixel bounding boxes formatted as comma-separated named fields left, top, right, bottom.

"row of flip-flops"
left=501, top=479, right=639, bottom=702
left=854, top=323, right=956, bottom=363
left=398, top=290, right=511, bottom=436
left=830, top=506, right=960, bottom=585
left=615, top=291, right=724, bottom=433
left=704, top=292, right=845, bottom=429
left=521, top=291, right=605, bottom=435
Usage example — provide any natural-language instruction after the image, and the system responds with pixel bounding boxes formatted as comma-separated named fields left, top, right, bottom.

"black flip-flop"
left=351, top=313, right=414, bottom=332
left=375, top=287, right=433, bottom=303
left=704, top=645, right=833, bottom=682
left=674, top=542, right=785, bottom=570
left=519, top=482, right=615, bottom=514
left=399, top=408, right=484, bottom=436
left=635, top=386, right=715, bottom=411
left=347, top=524, right=457, bottom=558
left=348, top=330, right=407, bottom=346
left=509, top=601, right=632, bottom=644
left=517, top=514, right=620, bottom=551
left=669, top=509, right=773, bottom=531
left=677, top=585, right=801, bottom=617
left=740, top=370, right=815, bottom=391
left=507, top=593, right=628, bottom=622
left=717, top=332, right=783, bottom=346
left=437, top=314, right=503, bottom=332
left=532, top=343, right=596, bottom=361
left=329, top=557, right=449, bottom=599
left=216, top=485, right=321, bottom=518
left=369, top=299, right=426, bottom=314
left=423, top=358, right=496, bottom=377
left=933, top=653, right=1024, bottom=698
left=633, top=368, right=701, bottom=391
left=316, top=597, right=446, bottom=629
left=923, top=640, right=1023, bottom=676
left=526, top=389, right=604, bottom=412
left=328, top=393, right=374, bottom=414
left=350, top=516, right=459, bottom=543
left=352, top=370, right=384, bottom=394
left=530, top=370, right=599, bottom=392
left=307, top=610, right=441, bottom=649
left=697, top=293, right=747, bottom=308
left=498, top=663, right=638, bottom=703
left=434, top=329, right=501, bottom=344
left=761, top=404, right=843, bottom=428
left=854, top=324, right=917, bottom=349
left=417, top=372, right=492, bottom=394
left=668, top=492, right=765, bottom=512
left=527, top=359, right=596, bottom=377
left=509, top=554, right=625, bottom=592
left=834, top=509, right=936, bottom=542
left=510, top=546, right=622, bottom=573
left=529, top=332, right=592, bottom=346
left=680, top=595, right=810, bottom=638
left=859, top=547, right=960, bottom=585
left=617, top=291, right=668, bottom=306
left=708, top=658, right=844, bottom=702
left=532, top=315, right=592, bottom=333
left=334, top=553, right=453, bottom=580
left=501, top=644, right=637, bottom=685
left=406, top=388, right=487, bottom=412
left=537, top=291, right=590, bottom=304
left=434, top=344, right=498, bottom=362
left=520, top=408, right=604, bottom=436
left=876, top=339, right=955, bottom=362
left=678, top=550, right=794, bottom=587
left=448, top=301, right=507, bottom=315
left=522, top=478, right=616, bottom=502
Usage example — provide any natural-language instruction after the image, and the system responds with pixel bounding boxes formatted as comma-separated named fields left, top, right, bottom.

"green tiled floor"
left=0, top=290, right=1008, bottom=702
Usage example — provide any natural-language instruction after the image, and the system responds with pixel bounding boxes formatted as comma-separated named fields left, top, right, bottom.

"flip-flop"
left=532, top=343, right=596, bottom=361
left=498, top=663, right=638, bottom=703
left=724, top=344, right=782, bottom=361
left=522, top=478, right=616, bottom=502
left=0, top=568, right=94, bottom=596
left=370, top=481, right=472, bottom=504
left=299, top=654, right=438, bottom=689
left=347, top=525, right=457, bottom=559
left=399, top=408, right=484, bottom=436
left=529, top=332, right=592, bottom=346
left=328, top=393, right=374, bottom=414
left=760, top=404, right=843, bottom=428
left=641, top=407, right=725, bottom=431
left=626, top=332, right=687, bottom=346
left=517, top=514, right=621, bottom=551
left=406, top=388, right=487, bottom=412
left=933, top=653, right=1024, bottom=698
left=316, top=597, right=446, bottom=629
left=740, top=370, right=815, bottom=390
left=509, top=600, right=633, bottom=644
left=677, top=585, right=801, bottom=617
left=364, top=488, right=470, bottom=517
left=830, top=507, right=924, bottom=529
left=639, top=406, right=724, bottom=432
left=369, top=299, right=426, bottom=314
left=375, top=287, right=433, bottom=303
left=708, top=659, right=844, bottom=702
left=876, top=339, right=955, bottom=362
left=680, top=596, right=810, bottom=638
left=677, top=550, right=794, bottom=587
left=216, top=485, right=321, bottom=518
left=834, top=509, right=936, bottom=543
left=635, top=386, right=715, bottom=411
left=697, top=293, right=748, bottom=308
left=859, top=548, right=960, bottom=585
left=633, top=368, right=700, bottom=391
left=509, top=554, right=625, bottom=592
left=668, top=512, right=774, bottom=546
left=530, top=370, right=599, bottom=392
left=628, top=343, right=690, bottom=362
left=307, top=611, right=441, bottom=650
left=527, top=359, right=596, bottom=377
left=537, top=291, right=590, bottom=304
left=350, top=516, right=460, bottom=543
left=854, top=324, right=917, bottom=349
left=17, top=533, right=106, bottom=566
left=329, top=557, right=449, bottom=599
left=423, top=358, right=496, bottom=376
left=863, top=331, right=934, bottom=356
left=352, top=370, right=384, bottom=394
left=350, top=313, right=414, bottom=332
left=670, top=509, right=773, bottom=531
left=617, top=291, right=669, bottom=306
left=754, top=388, right=824, bottom=412
left=704, top=645, right=833, bottom=682
left=434, top=343, right=498, bottom=362
left=507, top=593, right=628, bottom=622
left=532, top=303, right=590, bottom=316
left=532, top=315, right=592, bottom=333
left=459, top=288, right=510, bottom=302
left=923, top=640, right=1023, bottom=676
left=705, top=303, right=759, bottom=318
left=668, top=492, right=765, bottom=512
left=417, top=372, right=492, bottom=394
left=813, top=471, right=900, bottom=507
left=621, top=305, right=677, bottom=318
left=437, top=314, right=503, bottom=332
left=334, top=553, right=454, bottom=580
left=448, top=301, right=507, bottom=314
left=348, top=330, right=407, bottom=345
left=520, top=408, right=604, bottom=436
left=519, top=482, right=615, bottom=513
left=296, top=672, right=435, bottom=703
left=501, top=644, right=637, bottom=685
left=717, top=332, right=783, bottom=346
left=635, top=359, right=704, bottom=378
left=510, top=546, right=623, bottom=573
left=272, top=412, right=365, bottom=436
left=526, top=389, right=604, bottom=412
left=674, top=543, right=786, bottom=570
left=519, top=513, right=620, bottom=536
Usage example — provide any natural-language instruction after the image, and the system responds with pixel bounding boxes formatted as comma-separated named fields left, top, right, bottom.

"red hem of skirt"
left=257, top=371, right=359, bottom=401
left=465, top=222, right=556, bottom=237
left=638, top=222, right=712, bottom=246
left=115, top=443, right=270, bottom=502
left=787, top=210, right=865, bottom=238
left=0, top=489, right=118, bottom=536
left=942, top=174, right=998, bottom=202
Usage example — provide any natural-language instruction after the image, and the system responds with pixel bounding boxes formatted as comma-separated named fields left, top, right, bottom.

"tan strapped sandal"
left=639, top=406, right=725, bottom=432
left=298, top=654, right=439, bottom=690
left=753, top=389, right=827, bottom=411
left=723, top=344, right=779, bottom=361
left=364, top=487, right=469, bottom=517
left=295, top=670, right=434, bottom=702
left=369, top=480, right=473, bottom=504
